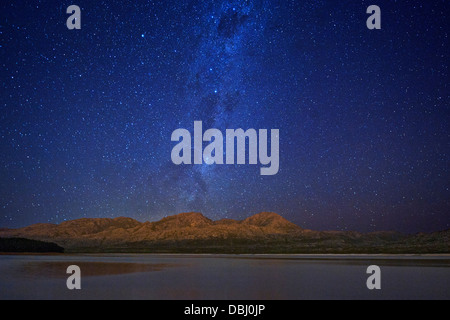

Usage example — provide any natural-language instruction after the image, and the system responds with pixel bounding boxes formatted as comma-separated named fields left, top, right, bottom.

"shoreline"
left=2, top=252, right=450, bottom=258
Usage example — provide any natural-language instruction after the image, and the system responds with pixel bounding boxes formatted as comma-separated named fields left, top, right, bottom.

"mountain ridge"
left=0, top=212, right=448, bottom=253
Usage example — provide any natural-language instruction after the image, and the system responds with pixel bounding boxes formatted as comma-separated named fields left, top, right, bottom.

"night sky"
left=1, top=0, right=449, bottom=233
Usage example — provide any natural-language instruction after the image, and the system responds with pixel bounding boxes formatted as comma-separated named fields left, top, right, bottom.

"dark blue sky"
left=1, top=0, right=449, bottom=233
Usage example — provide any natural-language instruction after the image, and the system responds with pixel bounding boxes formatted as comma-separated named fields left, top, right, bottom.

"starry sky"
left=1, top=0, right=449, bottom=233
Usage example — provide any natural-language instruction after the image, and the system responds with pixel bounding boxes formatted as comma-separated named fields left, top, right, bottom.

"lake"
left=0, top=254, right=449, bottom=300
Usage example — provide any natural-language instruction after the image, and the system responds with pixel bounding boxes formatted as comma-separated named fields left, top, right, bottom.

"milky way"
left=1, top=0, right=449, bottom=233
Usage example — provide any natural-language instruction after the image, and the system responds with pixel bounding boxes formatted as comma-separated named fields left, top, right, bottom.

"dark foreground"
left=0, top=238, right=64, bottom=253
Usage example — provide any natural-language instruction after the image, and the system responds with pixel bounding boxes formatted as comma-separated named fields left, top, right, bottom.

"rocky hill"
left=0, top=212, right=448, bottom=253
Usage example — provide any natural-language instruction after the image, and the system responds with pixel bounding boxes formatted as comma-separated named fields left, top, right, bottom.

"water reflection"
left=18, top=261, right=175, bottom=278
left=0, top=254, right=449, bottom=300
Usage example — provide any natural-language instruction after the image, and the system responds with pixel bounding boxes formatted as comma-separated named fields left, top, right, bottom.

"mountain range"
left=0, top=212, right=449, bottom=253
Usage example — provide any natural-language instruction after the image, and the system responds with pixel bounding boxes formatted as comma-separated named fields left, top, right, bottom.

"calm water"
left=0, top=254, right=449, bottom=300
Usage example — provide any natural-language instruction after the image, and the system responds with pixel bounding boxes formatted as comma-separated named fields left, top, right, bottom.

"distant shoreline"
left=2, top=252, right=450, bottom=257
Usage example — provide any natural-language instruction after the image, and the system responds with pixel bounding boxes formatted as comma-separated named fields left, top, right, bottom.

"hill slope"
left=0, top=213, right=448, bottom=253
